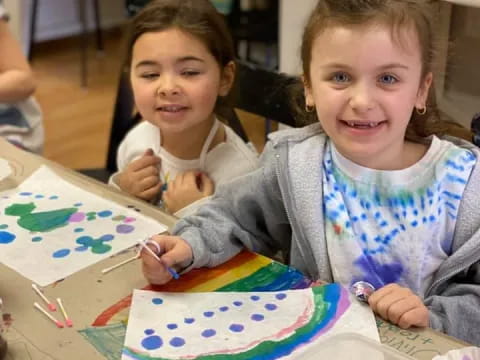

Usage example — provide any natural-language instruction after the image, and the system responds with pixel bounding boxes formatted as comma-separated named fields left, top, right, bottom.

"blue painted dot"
left=251, top=314, right=264, bottom=321
left=53, top=249, right=70, bottom=258
left=19, top=192, right=32, bottom=196
left=142, top=335, right=163, bottom=350
left=167, top=323, right=178, bottom=330
left=204, top=311, right=214, bottom=318
left=144, top=329, right=155, bottom=335
left=49, top=195, right=59, bottom=200
left=265, top=303, right=277, bottom=311
left=201, top=329, right=216, bottom=338
left=229, top=324, right=244, bottom=332
left=219, top=306, right=229, bottom=312
left=0, top=231, right=15, bottom=244
left=233, top=301, right=243, bottom=307
left=35, top=194, right=44, bottom=199
left=411, top=220, right=418, bottom=227
left=74, top=228, right=84, bottom=233
left=32, top=236, right=42, bottom=242
left=152, top=298, right=163, bottom=305
left=184, top=318, right=195, bottom=324
left=170, top=337, right=185, bottom=347
left=250, top=295, right=260, bottom=301
left=100, top=234, right=114, bottom=241
left=98, top=210, right=113, bottom=217
left=275, top=293, right=287, bottom=300
left=74, top=203, right=83, bottom=207
left=75, top=245, right=89, bottom=252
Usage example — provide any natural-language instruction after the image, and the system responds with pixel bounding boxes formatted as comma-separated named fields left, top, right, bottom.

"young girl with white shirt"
left=110, top=0, right=258, bottom=217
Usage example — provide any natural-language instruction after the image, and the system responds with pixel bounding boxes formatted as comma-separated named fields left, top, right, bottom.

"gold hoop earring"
left=416, top=106, right=427, bottom=115
left=305, top=104, right=315, bottom=113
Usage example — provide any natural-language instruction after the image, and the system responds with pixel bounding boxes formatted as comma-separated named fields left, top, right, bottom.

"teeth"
left=346, top=121, right=379, bottom=128
left=369, top=122, right=376, bottom=127
left=160, top=105, right=184, bottom=112
left=348, top=122, right=355, bottom=127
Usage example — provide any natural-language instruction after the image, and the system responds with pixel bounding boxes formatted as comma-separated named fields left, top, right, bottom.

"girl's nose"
left=349, top=83, right=376, bottom=112
left=156, top=77, right=180, bottom=97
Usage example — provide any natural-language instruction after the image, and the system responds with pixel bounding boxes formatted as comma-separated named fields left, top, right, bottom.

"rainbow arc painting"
left=0, top=165, right=167, bottom=286
left=122, top=284, right=378, bottom=360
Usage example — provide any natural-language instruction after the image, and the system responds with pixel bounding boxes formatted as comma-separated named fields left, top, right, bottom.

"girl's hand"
left=368, top=283, right=429, bottom=329
left=163, top=170, right=214, bottom=214
left=141, top=234, right=193, bottom=285
left=117, top=149, right=162, bottom=201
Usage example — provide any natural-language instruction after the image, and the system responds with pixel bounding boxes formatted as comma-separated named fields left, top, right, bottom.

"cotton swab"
left=137, top=240, right=180, bottom=279
left=101, top=253, right=140, bottom=274
left=56, top=298, right=73, bottom=327
left=34, top=302, right=63, bottom=328
left=32, top=284, right=56, bottom=311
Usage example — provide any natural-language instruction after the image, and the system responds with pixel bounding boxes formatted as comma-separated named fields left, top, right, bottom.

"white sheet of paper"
left=0, top=165, right=168, bottom=286
left=0, top=158, right=12, bottom=182
left=123, top=286, right=379, bottom=359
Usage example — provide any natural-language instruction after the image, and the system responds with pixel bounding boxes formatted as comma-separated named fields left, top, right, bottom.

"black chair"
left=79, top=60, right=300, bottom=182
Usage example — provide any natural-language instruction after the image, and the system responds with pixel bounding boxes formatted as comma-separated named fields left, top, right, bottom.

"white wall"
left=278, top=0, right=316, bottom=75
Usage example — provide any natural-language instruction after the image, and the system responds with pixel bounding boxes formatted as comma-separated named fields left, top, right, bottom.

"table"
left=0, top=138, right=470, bottom=360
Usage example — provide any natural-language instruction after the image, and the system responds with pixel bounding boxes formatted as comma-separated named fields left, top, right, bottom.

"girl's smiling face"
left=130, top=27, right=234, bottom=136
left=304, top=24, right=432, bottom=170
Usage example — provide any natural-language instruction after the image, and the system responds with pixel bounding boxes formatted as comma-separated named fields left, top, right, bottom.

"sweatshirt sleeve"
left=171, top=141, right=292, bottom=270
left=425, top=262, right=480, bottom=345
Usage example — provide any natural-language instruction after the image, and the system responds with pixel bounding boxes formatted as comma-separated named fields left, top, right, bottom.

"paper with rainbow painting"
left=122, top=284, right=379, bottom=360
left=0, top=165, right=168, bottom=286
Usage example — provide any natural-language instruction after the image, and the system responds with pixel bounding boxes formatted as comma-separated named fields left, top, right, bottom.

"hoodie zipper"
left=274, top=147, right=320, bottom=280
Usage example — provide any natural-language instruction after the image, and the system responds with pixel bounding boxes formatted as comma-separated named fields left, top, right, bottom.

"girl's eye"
left=379, top=74, right=398, bottom=84
left=140, top=73, right=159, bottom=80
left=331, top=72, right=350, bottom=83
left=181, top=70, right=200, bottom=77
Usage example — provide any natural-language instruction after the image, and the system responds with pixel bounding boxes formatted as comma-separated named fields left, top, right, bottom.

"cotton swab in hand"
left=34, top=302, right=63, bottom=328
left=56, top=298, right=73, bottom=327
left=32, top=284, right=56, bottom=311
left=138, top=240, right=180, bottom=280
left=101, top=253, right=140, bottom=274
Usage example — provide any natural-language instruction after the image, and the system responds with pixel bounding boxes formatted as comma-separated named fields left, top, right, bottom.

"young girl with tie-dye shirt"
left=140, top=0, right=480, bottom=345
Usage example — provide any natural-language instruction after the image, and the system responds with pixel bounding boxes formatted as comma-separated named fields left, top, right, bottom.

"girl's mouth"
left=342, top=120, right=386, bottom=129
left=157, top=105, right=188, bottom=112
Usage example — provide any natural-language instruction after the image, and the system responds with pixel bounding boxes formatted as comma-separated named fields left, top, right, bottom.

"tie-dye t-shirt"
left=322, top=136, right=476, bottom=297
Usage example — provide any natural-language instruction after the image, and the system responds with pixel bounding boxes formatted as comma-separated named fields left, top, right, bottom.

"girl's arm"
left=171, top=144, right=291, bottom=270
left=0, top=21, right=36, bottom=103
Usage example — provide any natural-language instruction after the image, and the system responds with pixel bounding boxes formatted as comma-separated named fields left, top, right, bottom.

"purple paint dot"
left=142, top=335, right=163, bottom=350
left=20, top=192, right=32, bottom=196
left=69, top=212, right=85, bottom=222
left=144, top=329, right=155, bottom=335
left=251, top=314, right=264, bottom=321
left=204, top=311, right=214, bottom=318
left=233, top=301, right=243, bottom=307
left=74, top=228, right=84, bottom=233
left=265, top=303, right=277, bottom=311
left=53, top=249, right=70, bottom=258
left=229, top=324, right=244, bottom=332
left=275, top=293, right=287, bottom=300
left=0, top=231, right=15, bottom=244
left=116, top=224, right=134, bottom=234
left=75, top=246, right=88, bottom=252
left=98, top=210, right=113, bottom=217
left=201, top=329, right=216, bottom=338
left=32, top=236, right=42, bottom=242
left=35, top=195, right=44, bottom=199
left=250, top=295, right=260, bottom=301
left=169, top=337, right=185, bottom=347
left=184, top=318, right=195, bottom=324
left=124, top=217, right=136, bottom=223
left=100, top=234, right=114, bottom=241
left=152, top=298, right=163, bottom=305
left=167, top=323, right=178, bottom=330
left=219, top=306, right=229, bottom=312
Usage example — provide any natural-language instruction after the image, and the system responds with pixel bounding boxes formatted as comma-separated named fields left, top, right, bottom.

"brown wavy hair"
left=292, top=0, right=470, bottom=141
